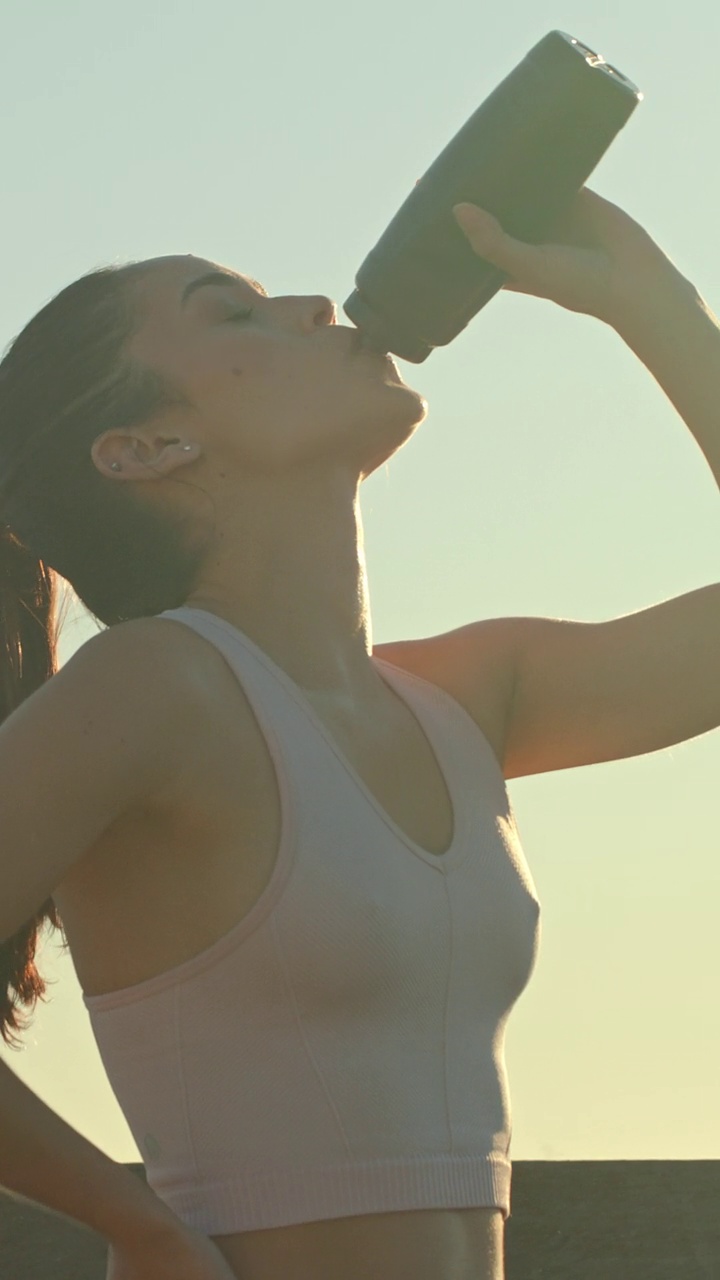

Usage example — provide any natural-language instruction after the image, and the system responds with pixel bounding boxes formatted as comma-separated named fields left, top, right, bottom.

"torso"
left=54, top=616, right=514, bottom=1280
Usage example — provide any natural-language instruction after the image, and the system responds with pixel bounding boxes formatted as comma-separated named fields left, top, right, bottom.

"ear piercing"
left=109, top=444, right=192, bottom=473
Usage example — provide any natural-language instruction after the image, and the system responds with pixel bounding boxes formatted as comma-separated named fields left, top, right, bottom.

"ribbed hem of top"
left=151, top=1153, right=511, bottom=1235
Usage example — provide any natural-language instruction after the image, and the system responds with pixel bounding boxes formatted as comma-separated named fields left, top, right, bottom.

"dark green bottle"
left=344, top=31, right=642, bottom=362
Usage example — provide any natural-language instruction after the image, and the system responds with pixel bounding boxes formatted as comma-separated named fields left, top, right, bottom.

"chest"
left=56, top=648, right=503, bottom=998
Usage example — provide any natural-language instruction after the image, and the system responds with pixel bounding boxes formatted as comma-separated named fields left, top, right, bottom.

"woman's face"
left=124, top=254, right=428, bottom=480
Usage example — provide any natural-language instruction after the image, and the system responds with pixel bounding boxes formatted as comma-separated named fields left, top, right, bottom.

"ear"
left=91, top=433, right=199, bottom=481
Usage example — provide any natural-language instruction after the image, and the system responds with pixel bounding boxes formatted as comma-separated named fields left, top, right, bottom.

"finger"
left=500, top=280, right=550, bottom=300
left=568, top=186, right=636, bottom=238
left=452, top=203, right=545, bottom=281
left=545, top=194, right=601, bottom=249
left=578, top=186, right=622, bottom=217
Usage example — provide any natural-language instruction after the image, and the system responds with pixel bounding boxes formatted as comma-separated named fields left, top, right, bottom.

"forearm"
left=613, top=268, right=720, bottom=490
left=0, top=1056, right=181, bottom=1247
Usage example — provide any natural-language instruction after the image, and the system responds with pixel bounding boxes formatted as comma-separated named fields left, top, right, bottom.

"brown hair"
left=0, top=263, right=211, bottom=1047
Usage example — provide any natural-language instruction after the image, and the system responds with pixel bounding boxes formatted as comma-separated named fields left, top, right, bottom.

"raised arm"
left=449, top=189, right=720, bottom=778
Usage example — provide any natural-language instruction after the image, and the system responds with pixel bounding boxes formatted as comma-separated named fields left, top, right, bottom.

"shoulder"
left=1, top=617, right=237, bottom=942
left=55, top=615, right=226, bottom=771
left=59, top=615, right=259, bottom=789
left=69, top=614, right=243, bottom=704
left=373, top=618, right=520, bottom=770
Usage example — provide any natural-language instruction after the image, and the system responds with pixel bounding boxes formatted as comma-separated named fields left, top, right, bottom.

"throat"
left=302, top=682, right=455, bottom=859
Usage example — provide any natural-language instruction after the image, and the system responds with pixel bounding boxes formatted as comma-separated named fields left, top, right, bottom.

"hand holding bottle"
left=452, top=187, right=689, bottom=330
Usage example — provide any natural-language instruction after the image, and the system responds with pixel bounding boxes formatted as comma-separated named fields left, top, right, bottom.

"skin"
left=91, top=256, right=429, bottom=708
left=89, top=186, right=672, bottom=711
left=72, top=190, right=720, bottom=1278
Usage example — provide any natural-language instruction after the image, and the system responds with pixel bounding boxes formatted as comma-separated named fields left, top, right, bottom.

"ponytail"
left=0, top=523, right=68, bottom=1047
left=0, top=261, right=210, bottom=1047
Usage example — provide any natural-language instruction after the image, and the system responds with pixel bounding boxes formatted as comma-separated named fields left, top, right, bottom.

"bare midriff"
left=210, top=1206, right=505, bottom=1280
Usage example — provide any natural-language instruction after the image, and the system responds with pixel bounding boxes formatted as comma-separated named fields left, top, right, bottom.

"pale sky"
left=1, top=0, right=719, bottom=1164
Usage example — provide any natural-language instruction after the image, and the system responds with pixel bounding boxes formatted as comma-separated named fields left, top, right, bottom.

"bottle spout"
left=343, top=287, right=432, bottom=362
left=343, top=288, right=391, bottom=353
left=356, top=330, right=390, bottom=355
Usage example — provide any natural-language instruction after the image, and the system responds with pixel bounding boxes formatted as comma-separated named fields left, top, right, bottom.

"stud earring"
left=109, top=445, right=191, bottom=474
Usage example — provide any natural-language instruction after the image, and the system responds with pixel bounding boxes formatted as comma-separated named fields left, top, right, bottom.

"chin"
left=390, top=378, right=428, bottom=408
left=361, top=412, right=426, bottom=479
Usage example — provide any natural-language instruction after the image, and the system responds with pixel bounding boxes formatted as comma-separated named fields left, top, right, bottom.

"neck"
left=184, top=468, right=383, bottom=703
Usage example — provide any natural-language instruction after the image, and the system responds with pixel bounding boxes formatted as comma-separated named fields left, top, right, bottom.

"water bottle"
left=343, top=31, right=642, bottom=362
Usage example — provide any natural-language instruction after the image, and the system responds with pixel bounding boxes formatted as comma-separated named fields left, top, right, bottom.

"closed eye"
left=223, top=308, right=254, bottom=324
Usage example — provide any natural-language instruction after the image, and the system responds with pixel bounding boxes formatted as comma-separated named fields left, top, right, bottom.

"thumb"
left=452, top=204, right=540, bottom=279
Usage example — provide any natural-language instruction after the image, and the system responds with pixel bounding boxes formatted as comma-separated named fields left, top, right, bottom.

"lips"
left=335, top=325, right=388, bottom=357
left=353, top=329, right=389, bottom=356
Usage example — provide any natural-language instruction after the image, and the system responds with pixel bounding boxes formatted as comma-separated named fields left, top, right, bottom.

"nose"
left=307, top=295, right=337, bottom=328
left=272, top=293, right=337, bottom=334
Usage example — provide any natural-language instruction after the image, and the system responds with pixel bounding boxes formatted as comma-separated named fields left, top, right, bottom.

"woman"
left=0, top=189, right=718, bottom=1280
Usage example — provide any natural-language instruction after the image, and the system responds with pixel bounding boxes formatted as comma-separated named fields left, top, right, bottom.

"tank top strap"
left=371, top=654, right=509, bottom=811
left=156, top=606, right=326, bottom=746
left=156, top=607, right=514, bottom=875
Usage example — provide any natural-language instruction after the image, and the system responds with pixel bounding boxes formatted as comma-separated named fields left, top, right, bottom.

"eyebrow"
left=180, top=271, right=268, bottom=307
